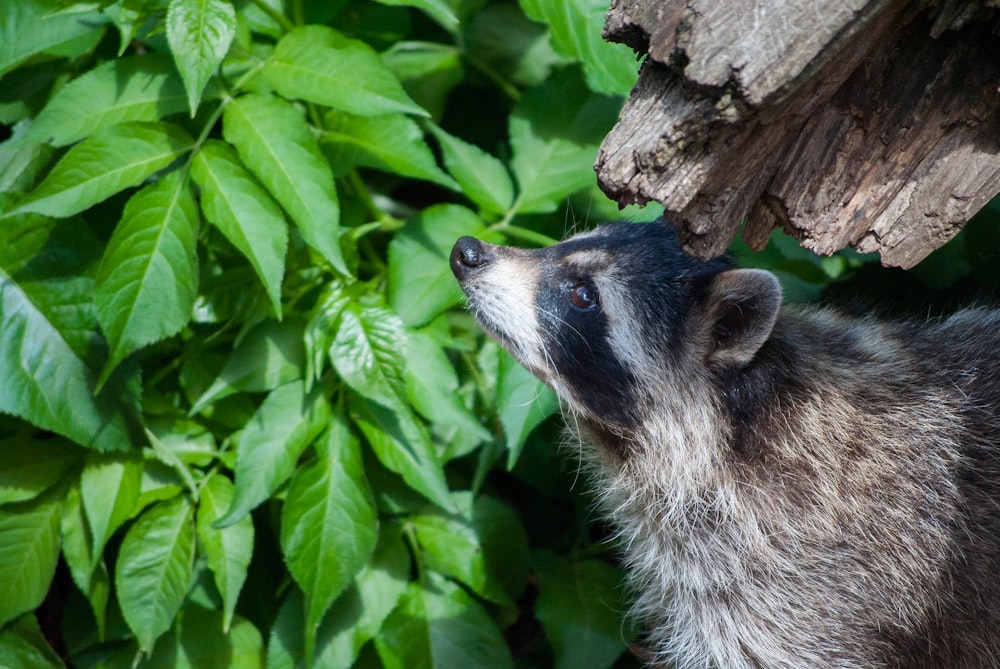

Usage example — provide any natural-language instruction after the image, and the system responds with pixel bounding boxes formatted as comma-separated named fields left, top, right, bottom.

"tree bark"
left=596, top=0, right=1000, bottom=268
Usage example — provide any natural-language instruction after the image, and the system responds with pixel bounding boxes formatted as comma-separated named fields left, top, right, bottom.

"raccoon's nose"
left=451, top=236, right=490, bottom=279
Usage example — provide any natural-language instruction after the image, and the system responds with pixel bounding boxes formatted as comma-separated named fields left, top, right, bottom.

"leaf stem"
left=464, top=53, right=521, bottom=103
left=247, top=0, right=295, bottom=33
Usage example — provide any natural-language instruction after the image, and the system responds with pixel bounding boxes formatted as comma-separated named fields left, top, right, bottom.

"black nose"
left=451, top=236, right=490, bottom=280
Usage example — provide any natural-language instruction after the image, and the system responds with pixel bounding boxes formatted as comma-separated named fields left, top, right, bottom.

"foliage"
left=5, top=0, right=1000, bottom=667
left=0, top=0, right=647, bottom=666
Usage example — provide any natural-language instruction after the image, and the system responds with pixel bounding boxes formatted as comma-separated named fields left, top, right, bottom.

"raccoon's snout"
left=450, top=236, right=490, bottom=280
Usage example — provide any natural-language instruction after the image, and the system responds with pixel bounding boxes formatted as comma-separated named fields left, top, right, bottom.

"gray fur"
left=450, top=222, right=1000, bottom=669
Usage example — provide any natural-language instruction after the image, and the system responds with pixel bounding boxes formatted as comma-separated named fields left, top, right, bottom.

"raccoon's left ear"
left=700, top=269, right=782, bottom=367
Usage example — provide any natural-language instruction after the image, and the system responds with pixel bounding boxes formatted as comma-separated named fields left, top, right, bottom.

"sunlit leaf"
left=191, top=139, right=287, bottom=317
left=281, top=416, right=378, bottom=663
left=264, top=25, right=426, bottom=117
left=13, top=122, right=194, bottom=218
left=95, top=170, right=199, bottom=386
left=0, top=0, right=106, bottom=78
left=116, top=496, right=196, bottom=655
left=224, top=94, right=346, bottom=275
left=214, top=381, right=331, bottom=528
left=322, top=111, right=457, bottom=189
left=26, top=54, right=195, bottom=147
left=430, top=126, right=514, bottom=216
left=166, top=0, right=235, bottom=116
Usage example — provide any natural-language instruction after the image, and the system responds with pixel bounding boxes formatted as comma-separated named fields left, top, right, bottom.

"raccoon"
left=450, top=221, right=1000, bottom=669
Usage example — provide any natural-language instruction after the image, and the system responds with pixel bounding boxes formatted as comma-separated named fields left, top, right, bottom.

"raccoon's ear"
left=700, top=269, right=782, bottom=367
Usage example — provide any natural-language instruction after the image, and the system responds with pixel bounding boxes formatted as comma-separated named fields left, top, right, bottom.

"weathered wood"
left=596, top=0, right=1000, bottom=267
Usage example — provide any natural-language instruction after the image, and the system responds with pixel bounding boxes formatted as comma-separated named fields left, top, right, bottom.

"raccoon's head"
left=450, top=221, right=781, bottom=445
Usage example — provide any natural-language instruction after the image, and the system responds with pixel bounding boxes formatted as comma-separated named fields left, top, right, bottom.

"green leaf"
left=372, top=0, right=458, bottom=32
left=13, top=122, right=194, bottom=218
left=322, top=111, right=457, bottom=189
left=429, top=126, right=514, bottom=216
left=264, top=25, right=427, bottom=117
left=196, top=473, right=254, bottom=632
left=191, top=139, right=287, bottom=317
left=519, top=0, right=638, bottom=95
left=509, top=70, right=620, bottom=214
left=281, top=416, right=378, bottom=663
left=0, top=122, right=54, bottom=193
left=410, top=492, right=529, bottom=605
left=166, top=0, right=236, bottom=116
left=0, top=436, right=82, bottom=504
left=375, top=573, right=514, bottom=669
left=81, top=448, right=143, bottom=565
left=189, top=318, right=305, bottom=414
left=215, top=380, right=331, bottom=528
left=387, top=204, right=485, bottom=327
left=404, top=332, right=491, bottom=455
left=303, top=282, right=349, bottom=387
left=497, top=349, right=559, bottom=468
left=329, top=306, right=407, bottom=410
left=0, top=267, right=136, bottom=452
left=26, top=54, right=195, bottom=147
left=268, top=525, right=410, bottom=669
left=0, top=487, right=62, bottom=628
left=116, top=496, right=196, bottom=655
left=381, top=41, right=463, bottom=118
left=224, top=94, right=346, bottom=275
left=0, top=614, right=65, bottom=669
left=535, top=557, right=631, bottom=669
left=0, top=0, right=106, bottom=78
left=95, top=171, right=199, bottom=387
left=352, top=397, right=453, bottom=512
left=61, top=481, right=110, bottom=639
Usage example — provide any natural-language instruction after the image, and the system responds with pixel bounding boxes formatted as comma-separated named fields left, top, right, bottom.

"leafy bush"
left=0, top=0, right=653, bottom=667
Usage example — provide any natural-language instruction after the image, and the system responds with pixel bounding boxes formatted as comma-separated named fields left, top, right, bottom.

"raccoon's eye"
left=569, top=282, right=597, bottom=310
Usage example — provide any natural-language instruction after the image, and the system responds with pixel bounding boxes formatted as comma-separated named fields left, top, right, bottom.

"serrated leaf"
left=387, top=204, right=485, bottom=327
left=95, top=171, right=199, bottom=386
left=509, top=70, right=620, bottom=214
left=404, top=332, right=491, bottom=454
left=0, top=614, right=65, bottom=669
left=196, top=473, right=254, bottom=632
left=375, top=573, right=514, bottom=669
left=223, top=94, right=346, bottom=275
left=0, top=488, right=61, bottom=629
left=264, top=25, right=426, bottom=117
left=535, top=557, right=631, bottom=669
left=267, top=525, right=410, bottom=669
left=13, top=122, right=194, bottom=218
left=281, top=416, right=378, bottom=663
left=0, top=268, right=136, bottom=452
left=191, top=139, right=287, bottom=317
left=81, top=449, right=143, bottom=566
left=352, top=397, right=452, bottom=511
left=26, top=54, right=195, bottom=147
left=0, top=0, right=106, bottom=78
left=166, top=0, right=235, bottom=116
left=0, top=436, right=82, bottom=504
left=410, top=492, right=529, bottom=605
left=330, top=306, right=407, bottom=409
left=429, top=126, right=514, bottom=215
left=214, top=380, right=331, bottom=528
left=497, top=350, right=559, bottom=468
left=322, top=111, right=457, bottom=189
left=60, top=481, right=110, bottom=640
left=189, top=318, right=305, bottom=414
left=519, top=0, right=638, bottom=95
left=116, top=496, right=196, bottom=655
